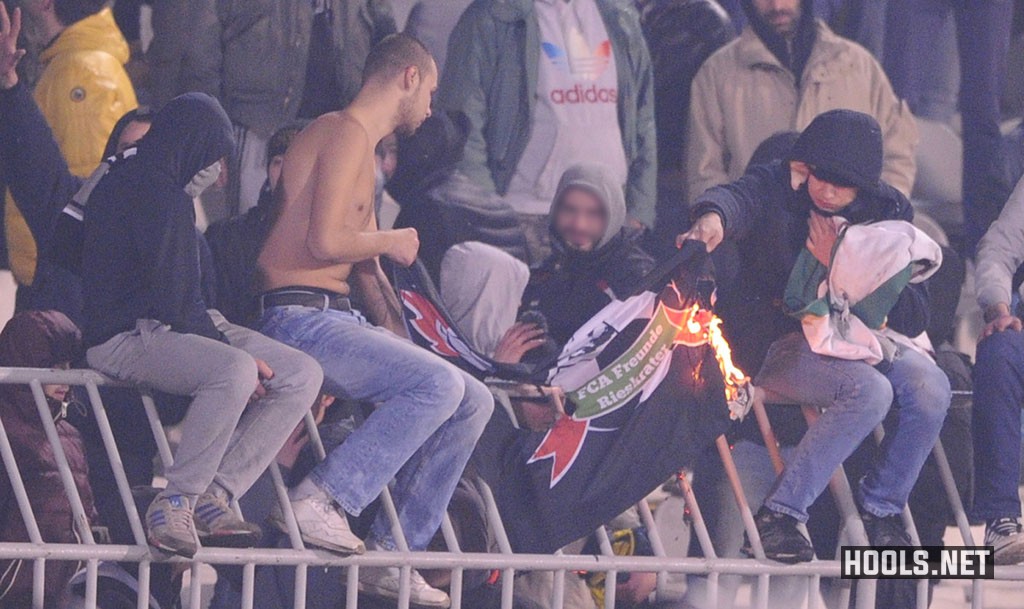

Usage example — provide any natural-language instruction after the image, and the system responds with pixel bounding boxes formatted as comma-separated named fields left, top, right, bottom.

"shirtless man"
left=257, top=34, right=493, bottom=608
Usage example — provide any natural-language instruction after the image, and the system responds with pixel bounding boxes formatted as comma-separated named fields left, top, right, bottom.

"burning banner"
left=530, top=292, right=751, bottom=489
left=395, top=242, right=741, bottom=553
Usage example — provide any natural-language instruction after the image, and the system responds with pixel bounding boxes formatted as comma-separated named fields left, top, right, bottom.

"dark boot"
left=741, top=506, right=815, bottom=564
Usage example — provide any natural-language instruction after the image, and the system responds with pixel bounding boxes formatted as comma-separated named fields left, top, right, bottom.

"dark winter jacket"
left=81, top=93, right=233, bottom=347
left=0, top=311, right=95, bottom=609
left=0, top=84, right=218, bottom=327
left=173, top=0, right=396, bottom=137
left=522, top=163, right=655, bottom=346
left=390, top=111, right=530, bottom=282
left=204, top=183, right=275, bottom=326
left=0, top=82, right=84, bottom=321
left=692, top=160, right=929, bottom=373
left=636, top=0, right=734, bottom=176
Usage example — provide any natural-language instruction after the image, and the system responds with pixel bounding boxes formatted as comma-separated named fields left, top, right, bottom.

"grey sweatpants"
left=86, top=310, right=323, bottom=500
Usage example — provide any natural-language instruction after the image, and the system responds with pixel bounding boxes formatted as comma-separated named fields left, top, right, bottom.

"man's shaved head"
left=362, top=33, right=435, bottom=85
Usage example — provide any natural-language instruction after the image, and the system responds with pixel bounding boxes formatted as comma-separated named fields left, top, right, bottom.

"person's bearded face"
left=394, top=62, right=437, bottom=136
left=752, top=0, right=802, bottom=38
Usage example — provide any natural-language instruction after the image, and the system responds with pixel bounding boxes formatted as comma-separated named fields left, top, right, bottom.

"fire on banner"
left=395, top=242, right=739, bottom=553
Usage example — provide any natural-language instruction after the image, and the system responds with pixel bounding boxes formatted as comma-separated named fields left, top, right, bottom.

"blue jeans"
left=755, top=333, right=950, bottom=522
left=971, top=329, right=1024, bottom=520
left=258, top=305, right=494, bottom=551
left=884, top=0, right=1015, bottom=251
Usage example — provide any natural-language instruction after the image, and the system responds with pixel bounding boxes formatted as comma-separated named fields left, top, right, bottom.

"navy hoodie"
left=81, top=93, right=233, bottom=347
left=692, top=160, right=929, bottom=374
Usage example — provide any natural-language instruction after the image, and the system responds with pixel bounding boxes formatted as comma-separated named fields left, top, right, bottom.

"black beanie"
left=790, top=109, right=883, bottom=191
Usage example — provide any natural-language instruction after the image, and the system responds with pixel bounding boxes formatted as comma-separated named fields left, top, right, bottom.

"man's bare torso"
left=258, top=112, right=377, bottom=295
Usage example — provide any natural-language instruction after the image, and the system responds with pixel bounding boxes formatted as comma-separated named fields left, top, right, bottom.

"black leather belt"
left=259, top=288, right=352, bottom=313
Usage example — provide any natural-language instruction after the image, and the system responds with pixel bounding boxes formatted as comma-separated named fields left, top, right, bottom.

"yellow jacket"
left=5, top=8, right=137, bottom=285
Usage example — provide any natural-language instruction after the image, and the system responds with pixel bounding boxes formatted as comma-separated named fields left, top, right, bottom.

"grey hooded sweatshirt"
left=523, top=162, right=655, bottom=346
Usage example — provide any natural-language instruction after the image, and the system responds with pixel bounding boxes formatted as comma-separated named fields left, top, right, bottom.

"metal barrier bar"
left=267, top=462, right=308, bottom=609
left=346, top=562, right=359, bottom=609
left=0, top=414, right=47, bottom=609
left=594, top=526, right=617, bottom=609
left=0, top=366, right=1017, bottom=609
left=439, top=513, right=464, bottom=609
left=635, top=498, right=669, bottom=592
left=478, top=482, right=516, bottom=609
left=27, top=379, right=97, bottom=609
left=715, top=434, right=771, bottom=609
left=140, top=392, right=174, bottom=468
left=0, top=541, right=861, bottom=573
left=81, top=381, right=155, bottom=609
left=188, top=562, right=202, bottom=609
left=676, top=470, right=720, bottom=608
left=241, top=562, right=255, bottom=609
left=550, top=550, right=566, bottom=609
left=28, top=380, right=95, bottom=548
left=752, top=393, right=825, bottom=608
left=82, top=382, right=147, bottom=546
left=933, top=438, right=984, bottom=609
left=871, top=424, right=930, bottom=609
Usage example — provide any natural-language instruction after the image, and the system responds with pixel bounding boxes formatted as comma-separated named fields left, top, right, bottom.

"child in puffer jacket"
left=0, top=311, right=97, bottom=609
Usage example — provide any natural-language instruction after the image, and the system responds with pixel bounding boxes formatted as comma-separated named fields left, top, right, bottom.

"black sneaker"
left=861, top=512, right=911, bottom=547
left=741, top=507, right=814, bottom=564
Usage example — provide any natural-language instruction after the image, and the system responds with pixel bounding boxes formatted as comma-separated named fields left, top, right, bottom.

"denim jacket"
left=438, top=0, right=658, bottom=227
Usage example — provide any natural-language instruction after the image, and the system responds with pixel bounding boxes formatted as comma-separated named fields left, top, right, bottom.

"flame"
left=672, top=301, right=749, bottom=402
left=706, top=315, right=750, bottom=401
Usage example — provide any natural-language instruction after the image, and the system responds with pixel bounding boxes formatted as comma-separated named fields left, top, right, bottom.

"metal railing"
left=0, top=367, right=1018, bottom=609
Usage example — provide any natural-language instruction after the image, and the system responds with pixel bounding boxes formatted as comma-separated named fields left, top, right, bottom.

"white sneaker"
left=358, top=563, right=451, bottom=609
left=986, top=517, right=1024, bottom=565
left=272, top=478, right=364, bottom=555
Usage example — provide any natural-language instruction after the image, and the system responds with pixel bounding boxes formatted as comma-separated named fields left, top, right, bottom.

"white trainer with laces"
left=272, top=477, right=365, bottom=555
left=986, top=517, right=1024, bottom=565
left=358, top=539, right=451, bottom=608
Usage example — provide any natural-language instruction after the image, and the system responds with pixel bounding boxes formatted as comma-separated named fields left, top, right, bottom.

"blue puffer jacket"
left=437, top=0, right=658, bottom=228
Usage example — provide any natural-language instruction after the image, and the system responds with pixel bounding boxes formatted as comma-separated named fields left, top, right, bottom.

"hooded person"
left=0, top=311, right=95, bottom=609
left=79, top=93, right=323, bottom=558
left=522, top=163, right=656, bottom=348
left=679, top=109, right=949, bottom=564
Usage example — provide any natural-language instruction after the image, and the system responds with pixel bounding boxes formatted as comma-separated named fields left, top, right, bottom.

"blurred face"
left=395, top=60, right=437, bottom=136
left=807, top=168, right=859, bottom=214
left=43, top=362, right=71, bottom=404
left=267, top=154, right=285, bottom=191
left=117, top=120, right=151, bottom=153
left=752, top=0, right=802, bottom=38
left=553, top=188, right=607, bottom=252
